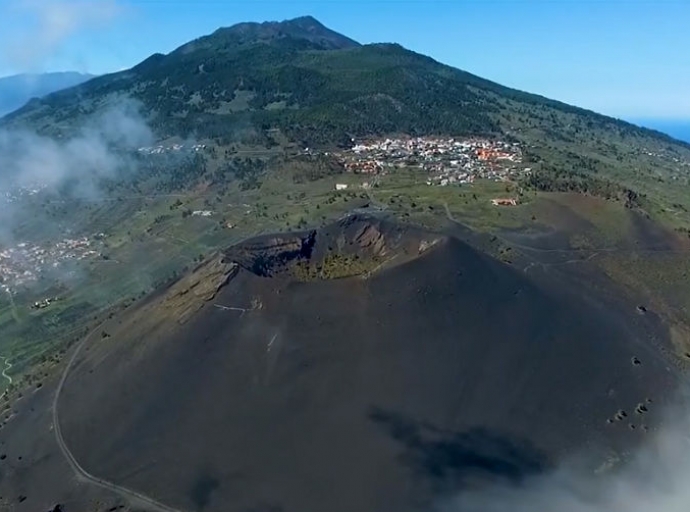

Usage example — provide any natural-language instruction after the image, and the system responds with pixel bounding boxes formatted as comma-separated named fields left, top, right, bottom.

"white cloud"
left=0, top=98, right=152, bottom=244
left=440, top=391, right=690, bottom=512
left=0, top=99, right=151, bottom=192
left=1, top=0, right=125, bottom=71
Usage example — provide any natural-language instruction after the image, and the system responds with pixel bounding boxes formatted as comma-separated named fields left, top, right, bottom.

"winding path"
left=1, top=356, right=12, bottom=385
left=441, top=201, right=688, bottom=274
left=0, top=356, right=12, bottom=399
left=363, top=176, right=388, bottom=211
left=53, top=322, right=183, bottom=512
left=442, top=201, right=599, bottom=274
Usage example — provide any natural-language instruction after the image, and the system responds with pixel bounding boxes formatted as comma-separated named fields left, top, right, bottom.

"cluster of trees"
left=134, top=153, right=207, bottom=192
left=522, top=166, right=642, bottom=207
left=282, top=153, right=344, bottom=183
left=24, top=38, right=507, bottom=145
left=211, top=156, right=267, bottom=190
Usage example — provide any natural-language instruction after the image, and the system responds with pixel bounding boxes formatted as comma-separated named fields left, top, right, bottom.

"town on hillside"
left=324, top=137, right=531, bottom=186
left=137, top=143, right=207, bottom=155
left=2, top=184, right=46, bottom=204
left=0, top=235, right=107, bottom=294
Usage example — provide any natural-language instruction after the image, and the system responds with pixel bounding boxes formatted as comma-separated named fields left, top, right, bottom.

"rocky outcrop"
left=221, top=215, right=443, bottom=280
left=354, top=223, right=387, bottom=257
left=224, top=231, right=317, bottom=276
left=621, top=188, right=642, bottom=209
left=164, top=257, right=239, bottom=324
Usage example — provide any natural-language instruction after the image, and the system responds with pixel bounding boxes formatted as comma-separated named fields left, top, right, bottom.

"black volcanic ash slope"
left=58, top=216, right=678, bottom=512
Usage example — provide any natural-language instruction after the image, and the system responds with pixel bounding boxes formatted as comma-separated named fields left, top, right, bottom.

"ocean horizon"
left=631, top=119, right=690, bottom=143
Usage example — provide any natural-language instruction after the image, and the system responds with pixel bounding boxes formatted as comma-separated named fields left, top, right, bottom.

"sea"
left=631, top=119, right=690, bottom=143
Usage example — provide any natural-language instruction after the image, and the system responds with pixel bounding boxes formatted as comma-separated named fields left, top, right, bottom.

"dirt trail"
left=0, top=356, right=12, bottom=399
left=1, top=357, right=11, bottom=385
left=442, top=202, right=689, bottom=277
left=53, top=322, right=184, bottom=512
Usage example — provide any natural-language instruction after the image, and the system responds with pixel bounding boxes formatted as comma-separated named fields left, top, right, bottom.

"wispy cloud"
left=440, top=391, right=690, bottom=512
left=0, top=98, right=152, bottom=243
left=1, top=0, right=126, bottom=71
left=0, top=99, right=151, bottom=189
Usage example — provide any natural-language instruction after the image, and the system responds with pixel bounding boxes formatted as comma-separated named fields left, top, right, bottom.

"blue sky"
left=0, top=0, right=688, bottom=120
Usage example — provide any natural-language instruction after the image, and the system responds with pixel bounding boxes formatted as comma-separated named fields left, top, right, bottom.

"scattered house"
left=137, top=143, right=206, bottom=155
left=192, top=210, right=213, bottom=217
left=32, top=296, right=60, bottom=310
left=1, top=234, right=105, bottom=293
left=491, top=198, right=518, bottom=206
left=335, top=183, right=349, bottom=191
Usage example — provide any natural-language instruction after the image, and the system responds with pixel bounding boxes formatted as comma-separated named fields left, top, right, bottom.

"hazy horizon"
left=633, top=119, right=690, bottom=143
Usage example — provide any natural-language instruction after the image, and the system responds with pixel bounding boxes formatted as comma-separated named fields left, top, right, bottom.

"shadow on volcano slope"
left=57, top=215, right=679, bottom=512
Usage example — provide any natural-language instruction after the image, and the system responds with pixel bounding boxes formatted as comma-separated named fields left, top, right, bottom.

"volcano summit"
left=47, top=215, right=678, bottom=512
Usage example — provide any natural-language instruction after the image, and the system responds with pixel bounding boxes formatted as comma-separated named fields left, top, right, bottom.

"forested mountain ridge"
left=3, top=16, right=690, bottom=223
left=0, top=71, right=94, bottom=116
left=1, top=16, right=677, bottom=145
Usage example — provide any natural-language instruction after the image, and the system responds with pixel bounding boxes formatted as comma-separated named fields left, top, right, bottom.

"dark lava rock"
left=224, top=231, right=317, bottom=277
left=614, top=410, right=629, bottom=421
left=222, top=215, right=436, bottom=279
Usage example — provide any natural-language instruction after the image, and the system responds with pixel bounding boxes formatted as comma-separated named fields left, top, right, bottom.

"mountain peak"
left=278, top=15, right=344, bottom=35
left=282, top=15, right=324, bottom=28
left=176, top=16, right=360, bottom=55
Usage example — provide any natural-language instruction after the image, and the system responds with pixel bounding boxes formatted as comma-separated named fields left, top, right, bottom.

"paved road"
left=53, top=322, right=184, bottom=512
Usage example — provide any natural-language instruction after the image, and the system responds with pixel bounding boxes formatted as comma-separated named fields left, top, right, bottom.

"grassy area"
left=358, top=168, right=529, bottom=231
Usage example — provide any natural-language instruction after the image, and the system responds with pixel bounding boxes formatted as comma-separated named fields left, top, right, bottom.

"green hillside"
left=5, top=17, right=690, bottom=223
left=0, top=15, right=676, bottom=148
